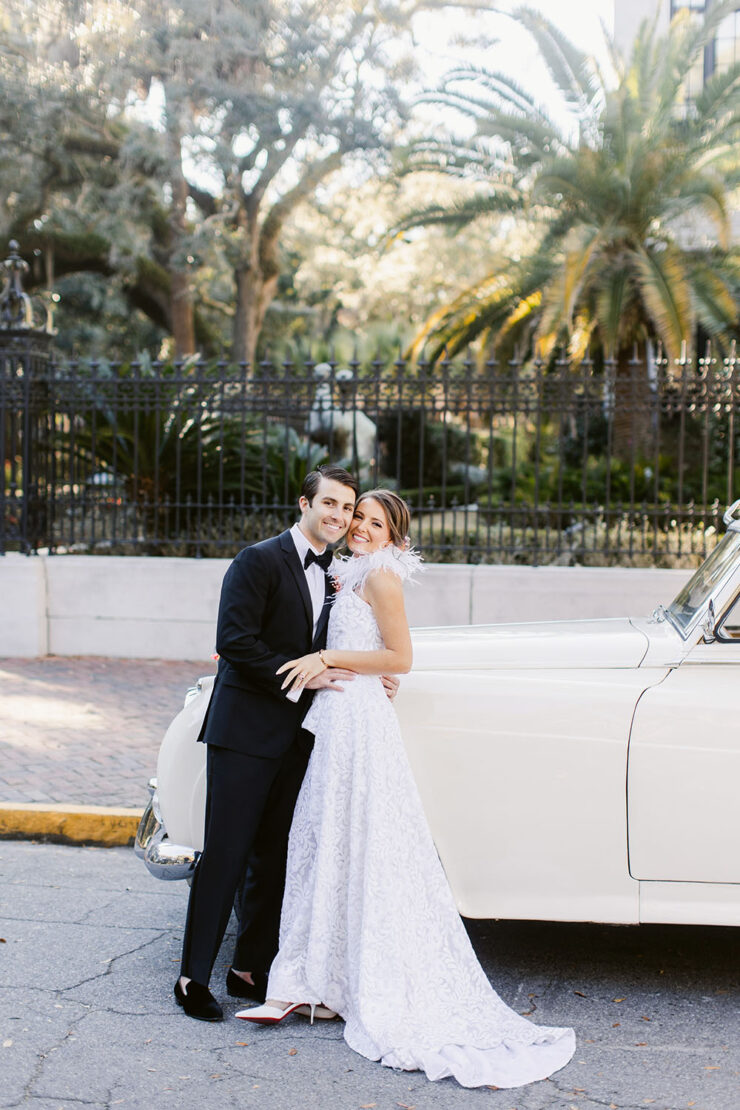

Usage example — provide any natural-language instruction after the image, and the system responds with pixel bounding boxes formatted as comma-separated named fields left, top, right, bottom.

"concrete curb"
left=0, top=803, right=143, bottom=847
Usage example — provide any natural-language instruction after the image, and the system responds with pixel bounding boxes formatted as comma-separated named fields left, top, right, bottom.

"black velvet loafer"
left=174, top=979, right=223, bottom=1022
left=226, top=968, right=268, bottom=1003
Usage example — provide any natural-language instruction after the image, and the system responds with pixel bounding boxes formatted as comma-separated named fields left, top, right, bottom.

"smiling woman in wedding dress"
left=237, top=489, right=576, bottom=1090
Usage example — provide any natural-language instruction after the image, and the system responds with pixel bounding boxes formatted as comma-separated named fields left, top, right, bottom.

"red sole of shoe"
left=236, top=1016, right=282, bottom=1024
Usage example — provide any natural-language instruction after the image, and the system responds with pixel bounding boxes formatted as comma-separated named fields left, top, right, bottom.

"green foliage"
left=0, top=0, right=423, bottom=363
left=376, top=408, right=483, bottom=490
left=51, top=273, right=163, bottom=357
left=63, top=361, right=327, bottom=507
left=404, top=3, right=740, bottom=366
left=264, top=429, right=330, bottom=505
left=398, top=484, right=477, bottom=507
left=476, top=413, right=739, bottom=510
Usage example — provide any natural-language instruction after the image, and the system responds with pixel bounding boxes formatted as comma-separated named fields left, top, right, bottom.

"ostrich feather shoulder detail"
left=330, top=545, right=423, bottom=593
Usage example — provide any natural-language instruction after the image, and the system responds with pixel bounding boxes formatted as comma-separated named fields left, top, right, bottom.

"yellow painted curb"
left=0, top=803, right=143, bottom=847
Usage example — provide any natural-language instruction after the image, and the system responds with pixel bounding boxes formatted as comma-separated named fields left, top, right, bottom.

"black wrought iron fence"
left=2, top=345, right=739, bottom=565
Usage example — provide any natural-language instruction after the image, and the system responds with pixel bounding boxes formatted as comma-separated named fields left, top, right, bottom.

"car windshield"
left=666, top=530, right=740, bottom=635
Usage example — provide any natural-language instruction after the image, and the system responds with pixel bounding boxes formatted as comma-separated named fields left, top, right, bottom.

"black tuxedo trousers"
left=180, top=738, right=312, bottom=984
left=180, top=530, right=332, bottom=986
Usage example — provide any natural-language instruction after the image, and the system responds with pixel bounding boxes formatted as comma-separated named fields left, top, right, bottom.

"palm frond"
left=534, top=224, right=603, bottom=351
left=627, top=7, right=679, bottom=126
left=475, top=110, right=567, bottom=151
left=601, top=18, right=627, bottom=82
left=633, top=244, right=693, bottom=359
left=390, top=188, right=522, bottom=238
left=496, top=291, right=544, bottom=346
left=688, top=258, right=739, bottom=337
left=406, top=3, right=739, bottom=374
left=690, top=0, right=740, bottom=55
left=533, top=158, right=627, bottom=221
left=399, top=136, right=515, bottom=183
left=412, top=249, right=556, bottom=363
left=664, top=174, right=730, bottom=247
left=654, top=11, right=700, bottom=118
left=407, top=275, right=511, bottom=362
left=425, top=289, right=541, bottom=364
left=441, top=65, right=546, bottom=118
left=440, top=65, right=573, bottom=147
left=416, top=88, right=509, bottom=122
left=692, top=137, right=740, bottom=176
left=594, top=266, right=631, bottom=356
left=512, top=6, right=597, bottom=110
left=694, top=59, right=740, bottom=121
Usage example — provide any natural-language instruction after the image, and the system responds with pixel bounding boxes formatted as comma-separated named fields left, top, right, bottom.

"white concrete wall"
left=44, top=556, right=225, bottom=659
left=0, top=554, right=692, bottom=659
left=0, top=556, right=48, bottom=656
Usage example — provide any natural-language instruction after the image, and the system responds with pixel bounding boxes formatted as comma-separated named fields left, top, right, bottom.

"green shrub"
left=61, top=361, right=329, bottom=507
left=376, top=408, right=482, bottom=488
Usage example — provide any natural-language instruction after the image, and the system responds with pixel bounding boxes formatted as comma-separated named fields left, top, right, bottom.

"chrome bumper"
left=134, top=779, right=199, bottom=881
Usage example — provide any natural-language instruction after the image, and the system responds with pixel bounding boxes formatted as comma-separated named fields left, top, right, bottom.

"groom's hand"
left=381, top=674, right=400, bottom=700
left=305, top=668, right=356, bottom=692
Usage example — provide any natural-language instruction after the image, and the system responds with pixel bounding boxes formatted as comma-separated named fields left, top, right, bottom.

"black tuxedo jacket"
left=198, top=529, right=333, bottom=758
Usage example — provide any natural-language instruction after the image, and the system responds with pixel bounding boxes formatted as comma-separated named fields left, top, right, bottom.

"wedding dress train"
left=267, top=546, right=576, bottom=1089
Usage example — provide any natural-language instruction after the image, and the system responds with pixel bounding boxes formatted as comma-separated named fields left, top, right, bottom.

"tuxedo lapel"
left=279, top=530, right=313, bottom=632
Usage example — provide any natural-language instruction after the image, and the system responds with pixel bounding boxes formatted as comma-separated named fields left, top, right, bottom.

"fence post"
left=726, top=340, right=737, bottom=508
left=0, top=241, right=54, bottom=554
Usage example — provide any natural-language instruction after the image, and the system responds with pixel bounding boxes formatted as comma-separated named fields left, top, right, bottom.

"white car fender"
left=156, top=676, right=212, bottom=852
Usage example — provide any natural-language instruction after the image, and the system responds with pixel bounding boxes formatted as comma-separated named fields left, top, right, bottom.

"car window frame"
left=666, top=530, right=740, bottom=639
left=713, top=586, right=740, bottom=643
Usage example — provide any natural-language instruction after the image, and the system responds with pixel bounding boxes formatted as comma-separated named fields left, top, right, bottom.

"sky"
left=501, top=0, right=615, bottom=52
left=409, top=0, right=617, bottom=140
left=416, top=0, right=616, bottom=87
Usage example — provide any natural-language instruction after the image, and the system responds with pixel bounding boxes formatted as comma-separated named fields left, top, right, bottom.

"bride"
left=237, top=489, right=576, bottom=1089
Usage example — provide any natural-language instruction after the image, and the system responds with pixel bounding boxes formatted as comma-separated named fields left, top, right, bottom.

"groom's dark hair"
left=301, top=464, right=359, bottom=504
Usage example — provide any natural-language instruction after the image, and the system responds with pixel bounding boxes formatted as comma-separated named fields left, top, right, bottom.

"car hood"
left=410, top=617, right=649, bottom=670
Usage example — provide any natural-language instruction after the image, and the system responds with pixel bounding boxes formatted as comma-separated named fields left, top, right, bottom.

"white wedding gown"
left=267, top=547, right=576, bottom=1089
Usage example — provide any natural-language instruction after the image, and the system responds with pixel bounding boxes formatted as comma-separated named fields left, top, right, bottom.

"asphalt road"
left=1, top=841, right=738, bottom=1110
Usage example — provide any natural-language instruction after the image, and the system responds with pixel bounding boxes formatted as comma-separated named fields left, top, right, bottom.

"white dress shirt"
left=290, top=523, right=328, bottom=636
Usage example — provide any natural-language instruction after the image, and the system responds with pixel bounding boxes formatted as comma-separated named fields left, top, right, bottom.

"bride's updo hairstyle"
left=356, top=489, right=411, bottom=549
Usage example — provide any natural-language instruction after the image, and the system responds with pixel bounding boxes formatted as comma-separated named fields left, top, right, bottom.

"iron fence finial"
left=1, top=240, right=33, bottom=329
left=0, top=240, right=55, bottom=333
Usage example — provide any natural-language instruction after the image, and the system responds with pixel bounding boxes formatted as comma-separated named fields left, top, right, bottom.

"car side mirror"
left=702, top=599, right=717, bottom=644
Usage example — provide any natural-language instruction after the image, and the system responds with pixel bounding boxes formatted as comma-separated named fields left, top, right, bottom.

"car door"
left=627, top=602, right=740, bottom=884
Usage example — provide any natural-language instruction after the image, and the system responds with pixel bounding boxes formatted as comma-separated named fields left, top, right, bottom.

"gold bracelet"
left=318, top=649, right=328, bottom=668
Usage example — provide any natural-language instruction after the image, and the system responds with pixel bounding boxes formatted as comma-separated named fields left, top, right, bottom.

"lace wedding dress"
left=267, top=546, right=576, bottom=1089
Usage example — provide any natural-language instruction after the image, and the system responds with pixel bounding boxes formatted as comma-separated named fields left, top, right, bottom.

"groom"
left=176, top=464, right=363, bottom=1021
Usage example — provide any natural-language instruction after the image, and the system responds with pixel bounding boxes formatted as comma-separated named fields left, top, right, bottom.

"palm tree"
left=401, top=3, right=740, bottom=451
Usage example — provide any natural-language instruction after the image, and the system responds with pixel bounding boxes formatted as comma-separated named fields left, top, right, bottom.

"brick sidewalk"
left=0, top=657, right=215, bottom=808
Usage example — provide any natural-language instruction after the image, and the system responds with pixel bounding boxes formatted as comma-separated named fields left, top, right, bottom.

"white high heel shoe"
left=235, top=1001, right=338, bottom=1025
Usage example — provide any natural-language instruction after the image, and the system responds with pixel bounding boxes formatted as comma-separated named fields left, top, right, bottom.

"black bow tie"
left=304, top=548, right=333, bottom=572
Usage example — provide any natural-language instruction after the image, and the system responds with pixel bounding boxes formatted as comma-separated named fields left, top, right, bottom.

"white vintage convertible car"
left=135, top=506, right=740, bottom=928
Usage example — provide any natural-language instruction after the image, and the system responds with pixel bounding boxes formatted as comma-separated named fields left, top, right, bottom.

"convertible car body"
left=136, top=507, right=740, bottom=928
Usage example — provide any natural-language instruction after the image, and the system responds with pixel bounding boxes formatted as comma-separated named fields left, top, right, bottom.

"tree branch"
left=186, top=181, right=218, bottom=217
left=258, top=148, right=344, bottom=274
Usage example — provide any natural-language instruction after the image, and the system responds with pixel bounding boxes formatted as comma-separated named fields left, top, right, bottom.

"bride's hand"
left=277, top=651, right=327, bottom=692
left=305, top=667, right=356, bottom=692
left=381, top=674, right=400, bottom=700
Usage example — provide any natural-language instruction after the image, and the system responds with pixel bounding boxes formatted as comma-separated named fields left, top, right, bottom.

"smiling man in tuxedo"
left=175, top=464, right=362, bottom=1021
